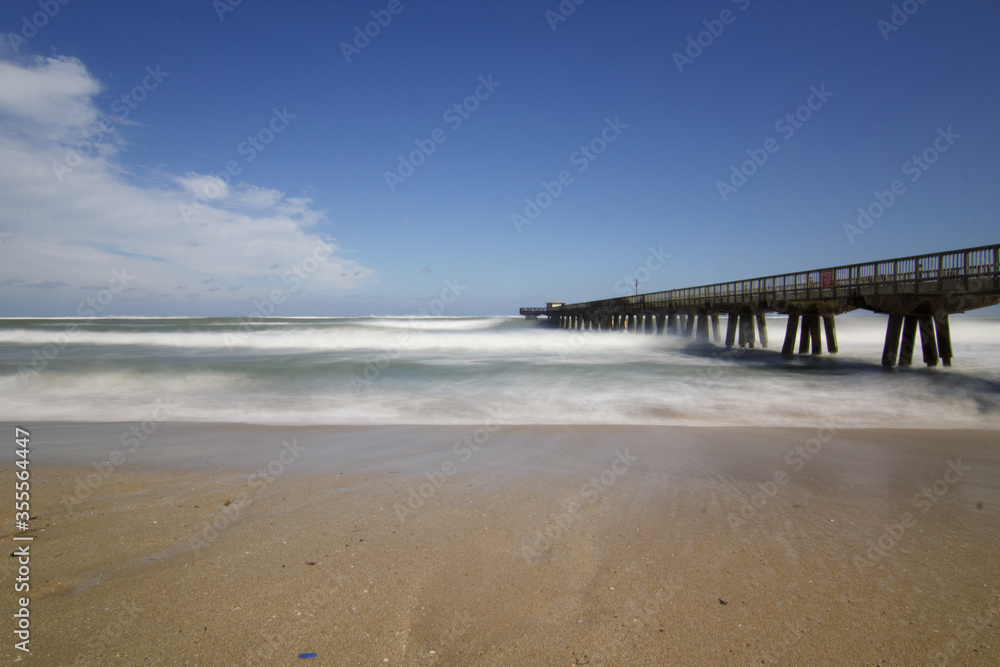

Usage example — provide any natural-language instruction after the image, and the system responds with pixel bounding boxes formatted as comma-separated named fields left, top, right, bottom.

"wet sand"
left=2, top=423, right=999, bottom=665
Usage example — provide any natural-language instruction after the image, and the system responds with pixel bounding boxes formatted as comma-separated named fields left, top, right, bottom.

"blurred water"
left=0, top=315, right=998, bottom=428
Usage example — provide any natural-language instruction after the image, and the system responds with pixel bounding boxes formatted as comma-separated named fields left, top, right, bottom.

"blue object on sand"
left=298, top=653, right=318, bottom=659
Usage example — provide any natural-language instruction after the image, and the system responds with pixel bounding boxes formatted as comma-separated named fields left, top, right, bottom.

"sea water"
left=0, top=316, right=998, bottom=429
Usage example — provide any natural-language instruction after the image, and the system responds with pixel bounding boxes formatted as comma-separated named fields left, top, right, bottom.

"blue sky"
left=0, top=0, right=998, bottom=316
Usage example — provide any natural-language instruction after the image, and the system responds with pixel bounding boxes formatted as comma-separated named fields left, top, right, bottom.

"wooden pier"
left=519, top=244, right=1000, bottom=367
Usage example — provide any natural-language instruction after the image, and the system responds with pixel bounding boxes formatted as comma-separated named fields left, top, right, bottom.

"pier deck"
left=519, top=244, right=1000, bottom=367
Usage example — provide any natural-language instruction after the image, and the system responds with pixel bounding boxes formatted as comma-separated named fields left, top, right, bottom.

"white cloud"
left=0, top=56, right=99, bottom=141
left=0, top=55, right=374, bottom=315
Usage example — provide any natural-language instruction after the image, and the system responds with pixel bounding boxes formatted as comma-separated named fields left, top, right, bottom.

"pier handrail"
left=533, top=243, right=999, bottom=313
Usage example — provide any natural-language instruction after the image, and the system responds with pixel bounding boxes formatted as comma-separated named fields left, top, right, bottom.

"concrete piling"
left=798, top=317, right=811, bottom=354
left=918, top=315, right=939, bottom=367
left=711, top=314, right=721, bottom=342
left=899, top=316, right=918, bottom=366
left=882, top=314, right=903, bottom=366
left=823, top=316, right=838, bottom=354
left=756, top=314, right=768, bottom=349
left=781, top=314, right=798, bottom=355
left=696, top=311, right=710, bottom=343
left=725, top=313, right=738, bottom=349
left=934, top=313, right=953, bottom=367
left=684, top=314, right=695, bottom=338
left=809, top=315, right=822, bottom=355
left=738, top=311, right=755, bottom=348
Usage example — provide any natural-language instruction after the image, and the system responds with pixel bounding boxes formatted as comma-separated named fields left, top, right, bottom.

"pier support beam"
left=657, top=314, right=666, bottom=335
left=934, top=313, right=952, bottom=367
left=782, top=314, right=799, bottom=355
left=738, top=311, right=755, bottom=348
left=725, top=313, right=738, bottom=349
left=881, top=314, right=903, bottom=367
left=919, top=315, right=939, bottom=367
left=684, top=314, right=695, bottom=338
left=899, top=316, right=918, bottom=366
left=756, top=314, right=769, bottom=349
left=809, top=315, right=822, bottom=355
left=696, top=311, right=710, bottom=343
left=823, top=316, right=838, bottom=354
left=798, top=316, right=811, bottom=354
left=667, top=314, right=678, bottom=334
left=711, top=314, right=721, bottom=342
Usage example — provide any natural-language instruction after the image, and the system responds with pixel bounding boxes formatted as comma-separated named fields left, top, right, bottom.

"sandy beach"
left=2, top=423, right=999, bottom=664
left=3, top=424, right=1000, bottom=665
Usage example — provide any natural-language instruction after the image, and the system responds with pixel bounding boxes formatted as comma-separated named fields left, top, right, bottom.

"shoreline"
left=3, top=424, right=999, bottom=664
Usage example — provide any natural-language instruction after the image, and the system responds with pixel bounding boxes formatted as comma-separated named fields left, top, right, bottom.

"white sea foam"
left=1, top=316, right=998, bottom=428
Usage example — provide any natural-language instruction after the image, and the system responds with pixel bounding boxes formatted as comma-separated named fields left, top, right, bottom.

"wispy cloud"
left=0, top=55, right=374, bottom=314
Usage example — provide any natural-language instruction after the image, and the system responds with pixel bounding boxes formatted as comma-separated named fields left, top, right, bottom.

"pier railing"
left=522, top=243, right=1000, bottom=315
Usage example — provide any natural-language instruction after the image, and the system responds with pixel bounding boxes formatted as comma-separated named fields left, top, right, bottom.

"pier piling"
left=918, top=315, right=939, bottom=367
left=823, top=316, right=838, bottom=353
left=881, top=314, right=903, bottom=366
left=782, top=314, right=799, bottom=355
left=934, top=313, right=953, bottom=367
left=809, top=315, right=822, bottom=355
left=798, top=317, right=811, bottom=354
left=899, top=316, right=918, bottom=366
left=738, top=311, right=755, bottom=348
left=725, top=313, right=738, bottom=349
left=756, top=314, right=769, bottom=349
left=696, top=311, right=710, bottom=343
left=684, top=314, right=695, bottom=338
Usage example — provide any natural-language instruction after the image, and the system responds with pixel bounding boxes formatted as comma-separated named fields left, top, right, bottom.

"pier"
left=519, top=244, right=1000, bottom=367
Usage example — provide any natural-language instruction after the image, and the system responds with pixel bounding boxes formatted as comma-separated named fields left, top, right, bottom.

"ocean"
left=1, top=315, right=999, bottom=429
